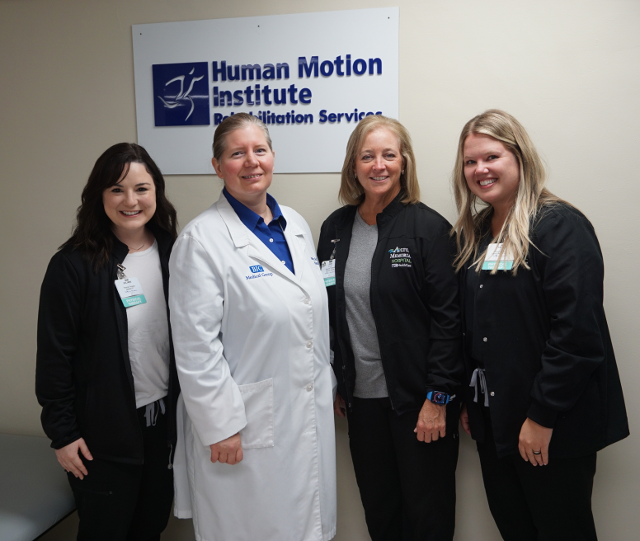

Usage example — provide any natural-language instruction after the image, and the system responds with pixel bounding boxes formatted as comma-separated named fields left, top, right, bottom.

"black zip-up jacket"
left=36, top=225, right=179, bottom=465
left=461, top=203, right=629, bottom=458
left=317, top=193, right=463, bottom=415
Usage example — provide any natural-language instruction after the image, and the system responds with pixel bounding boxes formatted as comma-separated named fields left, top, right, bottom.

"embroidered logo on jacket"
left=388, top=247, right=412, bottom=268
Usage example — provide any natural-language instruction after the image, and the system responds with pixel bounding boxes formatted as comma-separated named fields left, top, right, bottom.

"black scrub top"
left=460, top=204, right=628, bottom=459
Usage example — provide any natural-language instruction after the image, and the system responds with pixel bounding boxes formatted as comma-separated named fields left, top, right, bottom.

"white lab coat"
left=168, top=192, right=337, bottom=541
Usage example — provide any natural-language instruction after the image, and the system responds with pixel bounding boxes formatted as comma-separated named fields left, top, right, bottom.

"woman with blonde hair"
left=318, top=115, right=462, bottom=540
left=453, top=109, right=628, bottom=541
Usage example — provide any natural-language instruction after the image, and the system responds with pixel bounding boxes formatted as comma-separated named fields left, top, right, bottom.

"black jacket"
left=317, top=193, right=463, bottom=415
left=36, top=225, right=179, bottom=465
left=462, top=203, right=629, bottom=458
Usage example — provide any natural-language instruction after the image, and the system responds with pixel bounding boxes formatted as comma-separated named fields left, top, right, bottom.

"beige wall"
left=1, top=0, right=638, bottom=539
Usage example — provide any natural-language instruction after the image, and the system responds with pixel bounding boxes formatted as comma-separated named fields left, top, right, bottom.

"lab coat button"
left=303, top=298, right=310, bottom=304
left=306, top=384, right=313, bottom=392
left=483, top=337, right=488, bottom=342
left=305, top=340, right=312, bottom=348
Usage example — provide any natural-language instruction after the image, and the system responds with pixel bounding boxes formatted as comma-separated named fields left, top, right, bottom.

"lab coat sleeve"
left=527, top=207, right=607, bottom=428
left=169, top=231, right=247, bottom=447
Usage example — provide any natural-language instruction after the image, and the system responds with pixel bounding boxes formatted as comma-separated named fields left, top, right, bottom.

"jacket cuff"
left=526, top=400, right=558, bottom=429
left=51, top=431, right=83, bottom=450
left=425, top=386, right=455, bottom=396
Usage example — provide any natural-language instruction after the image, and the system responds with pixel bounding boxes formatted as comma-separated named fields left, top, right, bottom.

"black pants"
left=68, top=401, right=174, bottom=541
left=347, top=397, right=459, bottom=541
left=477, top=409, right=598, bottom=541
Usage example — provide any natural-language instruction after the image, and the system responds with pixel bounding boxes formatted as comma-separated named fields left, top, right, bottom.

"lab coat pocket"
left=238, top=378, right=275, bottom=449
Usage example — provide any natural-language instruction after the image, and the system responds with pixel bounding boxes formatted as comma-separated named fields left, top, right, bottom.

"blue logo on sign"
left=250, top=265, right=264, bottom=273
left=152, top=62, right=210, bottom=126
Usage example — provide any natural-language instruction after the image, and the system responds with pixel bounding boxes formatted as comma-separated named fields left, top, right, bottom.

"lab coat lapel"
left=281, top=213, right=307, bottom=286
left=247, top=241, right=299, bottom=284
left=216, top=193, right=301, bottom=285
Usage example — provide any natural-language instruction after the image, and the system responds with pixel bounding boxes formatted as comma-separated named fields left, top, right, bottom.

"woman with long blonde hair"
left=453, top=109, right=628, bottom=541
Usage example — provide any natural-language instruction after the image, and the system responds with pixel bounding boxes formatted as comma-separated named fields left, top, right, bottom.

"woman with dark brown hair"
left=36, top=143, right=179, bottom=541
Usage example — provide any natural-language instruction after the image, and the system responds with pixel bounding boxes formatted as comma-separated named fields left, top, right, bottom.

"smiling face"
left=355, top=127, right=404, bottom=204
left=212, top=124, right=274, bottom=206
left=463, top=132, right=520, bottom=214
left=102, top=161, right=156, bottom=238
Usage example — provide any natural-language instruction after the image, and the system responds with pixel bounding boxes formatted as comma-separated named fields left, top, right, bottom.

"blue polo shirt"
left=223, top=188, right=294, bottom=274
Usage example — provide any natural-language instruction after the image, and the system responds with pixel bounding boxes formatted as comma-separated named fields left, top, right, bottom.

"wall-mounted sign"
left=133, top=8, right=399, bottom=174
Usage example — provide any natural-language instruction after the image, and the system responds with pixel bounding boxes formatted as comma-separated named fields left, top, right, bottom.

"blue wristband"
left=426, top=391, right=454, bottom=405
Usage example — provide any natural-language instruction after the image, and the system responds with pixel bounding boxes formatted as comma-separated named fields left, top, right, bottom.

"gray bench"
left=0, top=433, right=75, bottom=541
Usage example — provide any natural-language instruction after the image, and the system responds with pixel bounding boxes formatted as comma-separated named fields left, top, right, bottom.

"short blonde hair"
left=339, top=115, right=420, bottom=205
left=212, top=112, right=272, bottom=161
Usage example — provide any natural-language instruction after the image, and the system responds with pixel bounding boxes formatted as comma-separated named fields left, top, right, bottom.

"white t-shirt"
left=121, top=240, right=170, bottom=408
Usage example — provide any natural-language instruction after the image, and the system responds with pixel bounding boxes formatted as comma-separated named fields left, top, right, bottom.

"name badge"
left=114, top=277, right=147, bottom=308
left=482, top=243, right=514, bottom=271
left=321, top=260, right=336, bottom=287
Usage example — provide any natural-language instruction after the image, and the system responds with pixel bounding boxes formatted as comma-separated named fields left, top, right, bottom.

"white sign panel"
left=133, top=8, right=399, bottom=174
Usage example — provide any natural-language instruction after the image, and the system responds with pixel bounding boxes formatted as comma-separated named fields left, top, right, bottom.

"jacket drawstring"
left=470, top=368, right=489, bottom=407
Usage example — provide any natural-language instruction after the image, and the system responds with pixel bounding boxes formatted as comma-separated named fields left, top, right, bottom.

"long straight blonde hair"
left=451, top=109, right=563, bottom=273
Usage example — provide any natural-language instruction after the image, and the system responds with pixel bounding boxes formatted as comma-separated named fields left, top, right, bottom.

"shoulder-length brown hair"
left=61, top=143, right=177, bottom=270
left=339, top=115, right=420, bottom=206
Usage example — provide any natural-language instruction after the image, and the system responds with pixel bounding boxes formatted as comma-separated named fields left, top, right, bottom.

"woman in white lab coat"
left=168, top=113, right=337, bottom=541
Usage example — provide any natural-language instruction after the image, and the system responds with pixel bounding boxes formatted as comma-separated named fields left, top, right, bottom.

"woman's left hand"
left=415, top=399, right=446, bottom=442
left=518, top=418, right=553, bottom=466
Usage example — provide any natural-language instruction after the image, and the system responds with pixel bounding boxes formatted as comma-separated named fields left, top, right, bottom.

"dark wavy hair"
left=61, top=143, right=177, bottom=270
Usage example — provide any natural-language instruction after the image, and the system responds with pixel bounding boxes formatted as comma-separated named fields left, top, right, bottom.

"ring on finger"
left=532, top=450, right=542, bottom=455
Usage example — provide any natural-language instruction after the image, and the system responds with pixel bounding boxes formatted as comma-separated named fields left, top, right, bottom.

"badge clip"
left=330, top=239, right=340, bottom=261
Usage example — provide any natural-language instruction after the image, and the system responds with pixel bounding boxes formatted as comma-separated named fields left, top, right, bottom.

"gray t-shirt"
left=344, top=211, right=388, bottom=398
